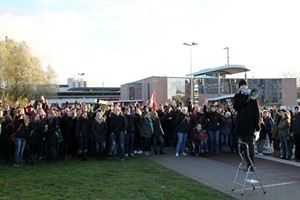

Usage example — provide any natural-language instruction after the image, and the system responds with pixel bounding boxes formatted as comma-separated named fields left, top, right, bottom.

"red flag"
left=150, top=90, right=157, bottom=110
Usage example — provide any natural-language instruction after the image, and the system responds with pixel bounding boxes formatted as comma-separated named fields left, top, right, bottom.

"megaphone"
left=249, top=88, right=259, bottom=100
left=242, top=88, right=259, bottom=100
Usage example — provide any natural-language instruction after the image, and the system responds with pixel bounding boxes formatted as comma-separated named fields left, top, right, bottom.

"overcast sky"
left=1, top=0, right=299, bottom=87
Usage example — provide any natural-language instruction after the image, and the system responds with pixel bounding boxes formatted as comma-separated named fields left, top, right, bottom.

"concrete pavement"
left=149, top=148, right=300, bottom=200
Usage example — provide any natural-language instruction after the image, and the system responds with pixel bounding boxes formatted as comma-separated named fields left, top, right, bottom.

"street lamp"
left=78, top=73, right=85, bottom=87
left=223, top=47, right=229, bottom=65
left=183, top=42, right=198, bottom=100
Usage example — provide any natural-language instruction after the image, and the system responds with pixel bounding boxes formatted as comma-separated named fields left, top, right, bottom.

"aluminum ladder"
left=231, top=141, right=266, bottom=196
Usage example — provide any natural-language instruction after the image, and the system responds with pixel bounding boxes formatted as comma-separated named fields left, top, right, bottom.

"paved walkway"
left=149, top=148, right=300, bottom=200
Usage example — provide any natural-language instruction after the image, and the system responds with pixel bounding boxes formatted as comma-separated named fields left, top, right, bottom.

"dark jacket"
left=233, top=92, right=260, bottom=136
left=263, top=116, right=274, bottom=135
left=277, top=118, right=290, bottom=137
left=62, top=116, right=76, bottom=141
left=175, top=112, right=192, bottom=133
left=291, top=113, right=300, bottom=135
left=0, top=121, right=14, bottom=143
left=110, top=113, right=126, bottom=134
left=203, top=105, right=223, bottom=131
left=220, top=116, right=232, bottom=135
left=157, top=109, right=167, bottom=122
left=152, top=117, right=164, bottom=136
left=92, top=119, right=107, bottom=142
left=45, top=117, right=59, bottom=145
left=134, top=112, right=143, bottom=136
left=76, top=117, right=91, bottom=138
left=259, top=122, right=268, bottom=140
left=272, top=111, right=282, bottom=139
left=125, top=114, right=136, bottom=133
left=13, top=117, right=27, bottom=139
left=141, top=115, right=153, bottom=138
left=27, top=121, right=43, bottom=144
left=191, top=111, right=208, bottom=130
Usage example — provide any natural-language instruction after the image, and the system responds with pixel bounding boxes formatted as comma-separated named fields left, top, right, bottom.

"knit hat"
left=238, top=79, right=248, bottom=88
left=224, top=111, right=231, bottom=118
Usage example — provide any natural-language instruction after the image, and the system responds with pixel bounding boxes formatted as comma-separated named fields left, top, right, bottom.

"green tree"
left=35, top=65, right=58, bottom=98
left=0, top=39, right=58, bottom=102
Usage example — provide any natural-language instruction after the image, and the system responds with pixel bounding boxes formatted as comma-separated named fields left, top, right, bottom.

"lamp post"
left=78, top=73, right=85, bottom=87
left=223, top=47, right=229, bottom=65
left=183, top=42, right=198, bottom=100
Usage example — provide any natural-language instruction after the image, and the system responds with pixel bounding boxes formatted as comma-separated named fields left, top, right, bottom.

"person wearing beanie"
left=238, top=79, right=248, bottom=88
left=233, top=79, right=260, bottom=171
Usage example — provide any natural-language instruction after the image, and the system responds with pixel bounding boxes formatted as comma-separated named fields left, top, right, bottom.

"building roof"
left=189, top=64, right=250, bottom=77
left=207, top=94, right=235, bottom=102
left=67, top=87, right=120, bottom=92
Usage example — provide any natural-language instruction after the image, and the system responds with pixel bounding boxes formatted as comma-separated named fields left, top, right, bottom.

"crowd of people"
left=0, top=85, right=299, bottom=168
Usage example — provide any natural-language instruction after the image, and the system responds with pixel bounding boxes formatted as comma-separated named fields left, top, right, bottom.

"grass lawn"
left=0, top=156, right=233, bottom=200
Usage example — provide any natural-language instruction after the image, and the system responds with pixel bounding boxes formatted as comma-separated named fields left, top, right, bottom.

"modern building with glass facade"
left=121, top=75, right=297, bottom=108
left=196, top=77, right=297, bottom=107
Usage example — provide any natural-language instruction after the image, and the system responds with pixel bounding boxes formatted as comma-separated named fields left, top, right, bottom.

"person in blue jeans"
left=12, top=108, right=28, bottom=167
left=76, top=111, right=91, bottom=161
left=141, top=109, right=153, bottom=156
left=124, top=107, right=136, bottom=157
left=220, top=111, right=232, bottom=150
left=203, top=104, right=223, bottom=155
left=256, top=117, right=268, bottom=155
left=151, top=110, right=166, bottom=155
left=92, top=111, right=107, bottom=159
left=277, top=110, right=291, bottom=159
left=175, top=107, right=192, bottom=157
left=110, top=106, right=126, bottom=161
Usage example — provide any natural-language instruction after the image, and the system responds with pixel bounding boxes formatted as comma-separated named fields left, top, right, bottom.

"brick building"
left=121, top=65, right=298, bottom=108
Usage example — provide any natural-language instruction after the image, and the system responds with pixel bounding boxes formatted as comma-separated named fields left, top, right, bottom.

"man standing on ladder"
left=233, top=79, right=260, bottom=171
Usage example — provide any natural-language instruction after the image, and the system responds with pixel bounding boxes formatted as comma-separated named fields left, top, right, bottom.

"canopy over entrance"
left=189, top=64, right=250, bottom=77
left=189, top=64, right=251, bottom=98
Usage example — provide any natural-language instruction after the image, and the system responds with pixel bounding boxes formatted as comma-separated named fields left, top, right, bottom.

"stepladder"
left=232, top=141, right=266, bottom=196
